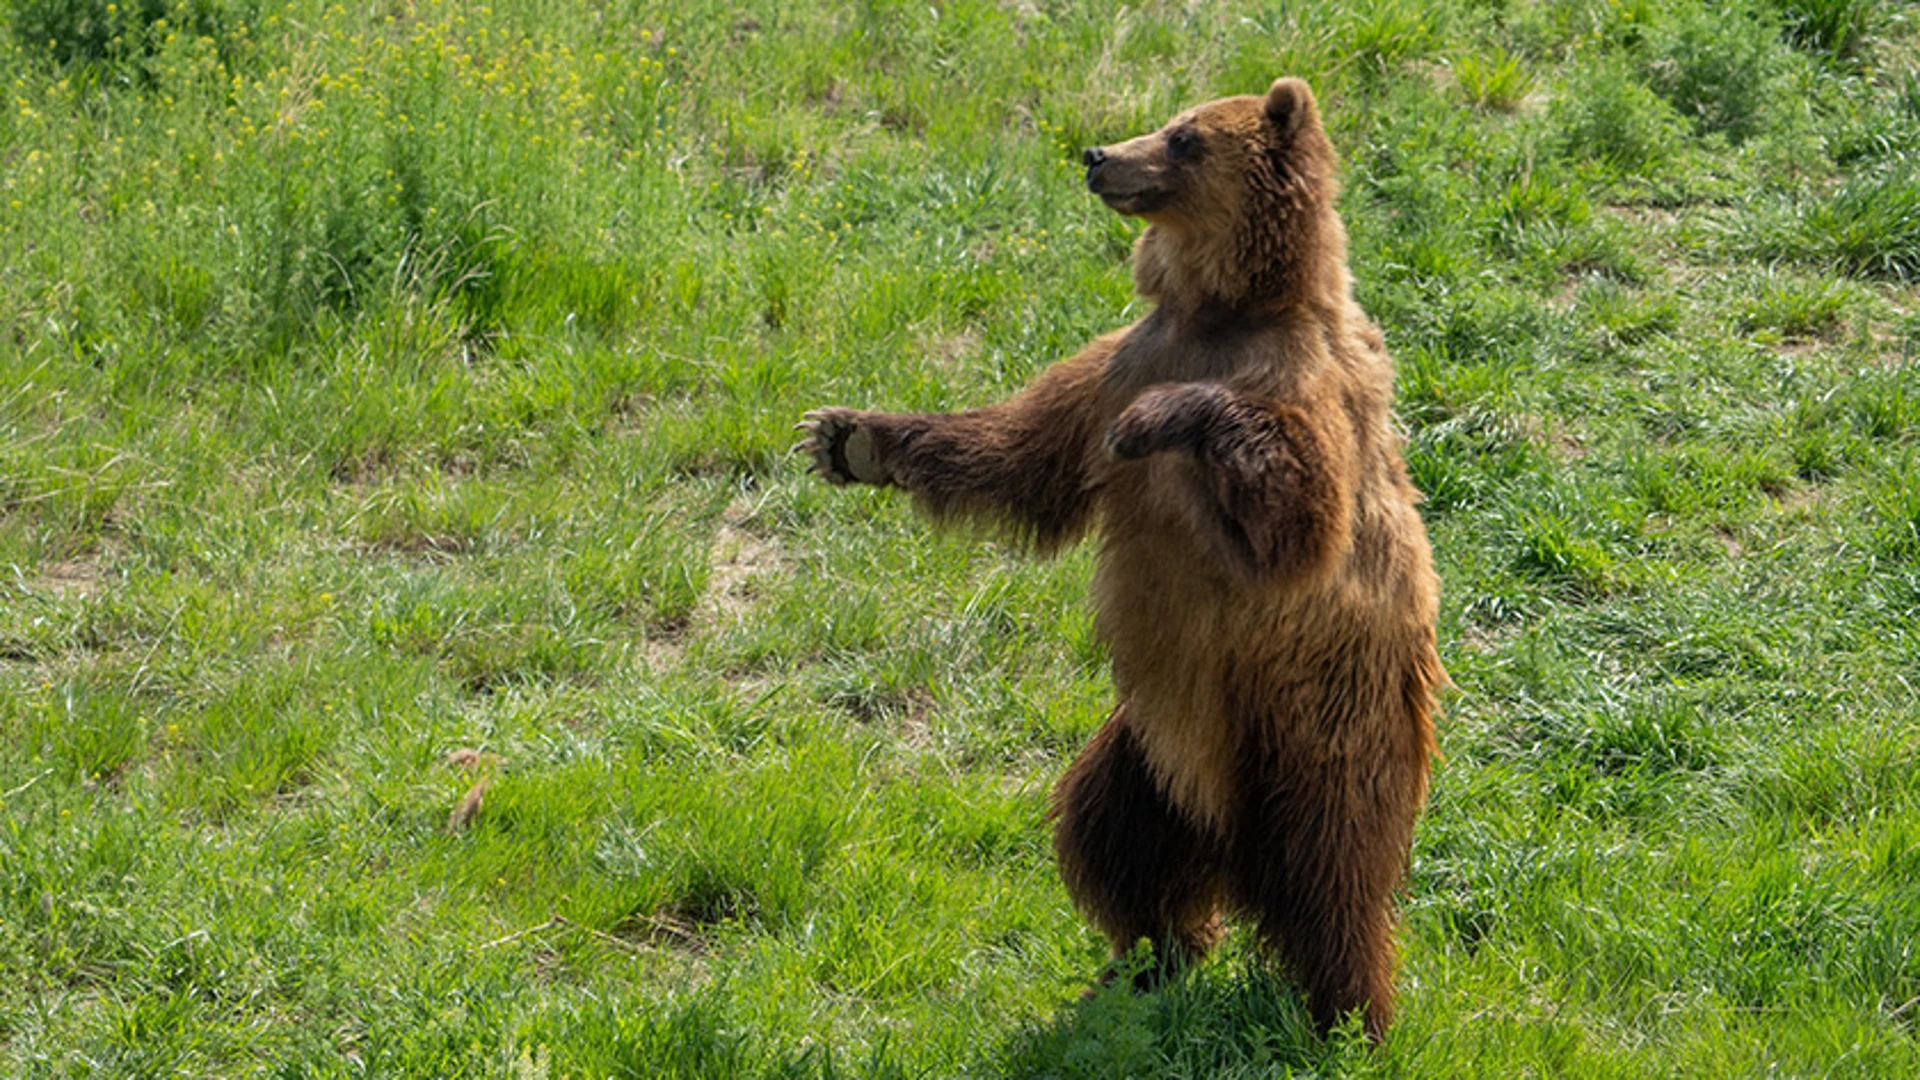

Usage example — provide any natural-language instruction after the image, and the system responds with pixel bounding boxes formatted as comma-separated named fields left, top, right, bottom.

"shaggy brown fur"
left=800, top=78, right=1443, bottom=1041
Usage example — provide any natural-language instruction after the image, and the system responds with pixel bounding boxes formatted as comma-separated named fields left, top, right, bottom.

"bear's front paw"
left=797, top=408, right=889, bottom=486
left=1105, top=383, right=1228, bottom=461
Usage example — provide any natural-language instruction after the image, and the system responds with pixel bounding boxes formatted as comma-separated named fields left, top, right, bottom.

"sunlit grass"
left=3, top=0, right=1920, bottom=1076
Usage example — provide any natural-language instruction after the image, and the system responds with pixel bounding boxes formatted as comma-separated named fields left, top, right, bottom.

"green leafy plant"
left=1454, top=47, right=1537, bottom=111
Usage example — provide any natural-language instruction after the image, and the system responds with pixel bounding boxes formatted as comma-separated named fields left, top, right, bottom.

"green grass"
left=1452, top=47, right=1536, bottom=112
left=3, top=0, right=1920, bottom=1075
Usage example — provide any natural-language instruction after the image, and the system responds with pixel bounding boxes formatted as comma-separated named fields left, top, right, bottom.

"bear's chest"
left=1101, top=310, right=1280, bottom=394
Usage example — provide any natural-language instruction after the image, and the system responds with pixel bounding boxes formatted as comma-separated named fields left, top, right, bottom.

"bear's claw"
left=796, top=409, right=851, bottom=485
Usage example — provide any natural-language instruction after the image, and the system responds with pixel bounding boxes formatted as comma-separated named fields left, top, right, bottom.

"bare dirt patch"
left=829, top=684, right=937, bottom=750
left=922, top=326, right=982, bottom=374
left=1776, top=487, right=1822, bottom=515
left=1550, top=427, right=1589, bottom=461
left=703, top=498, right=783, bottom=624
left=612, top=909, right=713, bottom=956
left=34, top=558, right=102, bottom=599
left=643, top=497, right=788, bottom=670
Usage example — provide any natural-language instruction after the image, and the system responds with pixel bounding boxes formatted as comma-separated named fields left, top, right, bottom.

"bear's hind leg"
left=1252, top=861, right=1397, bottom=1039
left=1233, top=777, right=1413, bottom=1041
left=1051, top=708, right=1225, bottom=988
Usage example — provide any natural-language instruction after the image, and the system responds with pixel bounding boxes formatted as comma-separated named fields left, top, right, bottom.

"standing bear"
left=799, top=78, right=1443, bottom=1040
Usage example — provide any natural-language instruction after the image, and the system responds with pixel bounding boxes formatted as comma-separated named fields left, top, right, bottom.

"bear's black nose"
left=1083, top=147, right=1106, bottom=169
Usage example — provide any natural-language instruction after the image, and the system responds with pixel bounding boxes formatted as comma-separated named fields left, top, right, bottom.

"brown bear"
left=798, top=78, right=1443, bottom=1040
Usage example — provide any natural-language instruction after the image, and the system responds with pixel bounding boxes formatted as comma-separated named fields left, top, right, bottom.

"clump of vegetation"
left=1772, top=0, right=1878, bottom=58
left=1874, top=461, right=1920, bottom=560
left=1454, top=47, right=1536, bottom=111
left=1640, top=5, right=1791, bottom=143
left=1736, top=275, right=1853, bottom=341
left=1744, top=163, right=1920, bottom=280
left=1554, top=61, right=1692, bottom=173
left=11, top=0, right=254, bottom=76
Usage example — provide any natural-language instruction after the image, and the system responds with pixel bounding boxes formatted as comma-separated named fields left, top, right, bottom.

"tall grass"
left=3, top=0, right=1920, bottom=1076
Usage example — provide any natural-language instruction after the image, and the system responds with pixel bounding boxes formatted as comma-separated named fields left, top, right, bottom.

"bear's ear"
left=1264, top=77, right=1318, bottom=140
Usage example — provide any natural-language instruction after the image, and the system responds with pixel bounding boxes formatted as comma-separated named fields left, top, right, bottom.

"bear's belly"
left=1089, top=479, right=1436, bottom=836
left=1091, top=502, right=1252, bottom=834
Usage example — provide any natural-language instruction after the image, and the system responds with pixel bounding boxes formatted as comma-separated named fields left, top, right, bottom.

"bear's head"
left=1082, top=78, right=1345, bottom=315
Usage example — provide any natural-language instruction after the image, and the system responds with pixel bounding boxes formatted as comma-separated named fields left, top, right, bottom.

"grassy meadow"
left=4, top=0, right=1920, bottom=1074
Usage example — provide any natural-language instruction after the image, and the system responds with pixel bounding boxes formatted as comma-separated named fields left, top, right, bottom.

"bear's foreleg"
left=1105, top=382, right=1352, bottom=579
left=798, top=352, right=1108, bottom=554
left=1051, top=708, right=1226, bottom=987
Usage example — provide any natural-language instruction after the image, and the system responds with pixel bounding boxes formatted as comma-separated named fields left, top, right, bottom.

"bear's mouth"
left=1095, top=188, right=1172, bottom=216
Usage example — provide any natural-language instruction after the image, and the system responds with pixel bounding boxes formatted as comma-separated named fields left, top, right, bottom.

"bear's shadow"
left=978, top=952, right=1371, bottom=1080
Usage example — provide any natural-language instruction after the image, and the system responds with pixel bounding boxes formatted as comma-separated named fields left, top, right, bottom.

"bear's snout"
left=1082, top=146, right=1107, bottom=186
left=1083, top=144, right=1172, bottom=216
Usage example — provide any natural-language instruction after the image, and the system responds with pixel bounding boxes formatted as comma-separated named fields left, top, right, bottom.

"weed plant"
left=3, top=0, right=1920, bottom=1076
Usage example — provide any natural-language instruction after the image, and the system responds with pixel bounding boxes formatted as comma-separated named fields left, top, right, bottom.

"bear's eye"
left=1166, top=127, right=1201, bottom=161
